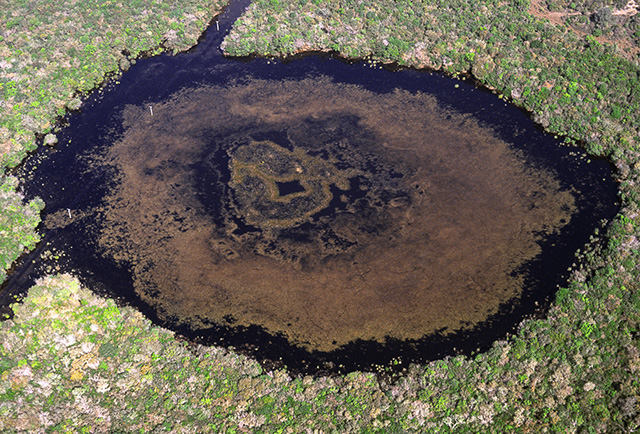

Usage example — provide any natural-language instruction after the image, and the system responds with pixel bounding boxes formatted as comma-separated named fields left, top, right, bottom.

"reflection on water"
left=87, top=77, right=575, bottom=352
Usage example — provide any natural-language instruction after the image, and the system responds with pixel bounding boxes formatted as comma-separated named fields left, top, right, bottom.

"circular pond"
left=4, top=2, right=618, bottom=374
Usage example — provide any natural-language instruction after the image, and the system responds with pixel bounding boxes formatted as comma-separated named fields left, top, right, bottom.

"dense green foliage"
left=0, top=176, right=43, bottom=282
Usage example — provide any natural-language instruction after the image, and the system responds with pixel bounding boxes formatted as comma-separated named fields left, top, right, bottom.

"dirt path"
left=528, top=0, right=639, bottom=63
left=528, top=0, right=580, bottom=26
left=530, top=0, right=637, bottom=21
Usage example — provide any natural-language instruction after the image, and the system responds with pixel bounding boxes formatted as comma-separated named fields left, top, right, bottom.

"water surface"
left=3, top=0, right=618, bottom=373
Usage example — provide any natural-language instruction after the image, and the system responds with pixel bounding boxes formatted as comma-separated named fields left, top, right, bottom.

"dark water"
left=2, top=0, right=618, bottom=375
left=277, top=180, right=306, bottom=196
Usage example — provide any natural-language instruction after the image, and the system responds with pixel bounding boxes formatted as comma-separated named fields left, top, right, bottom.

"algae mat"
left=82, top=76, right=575, bottom=352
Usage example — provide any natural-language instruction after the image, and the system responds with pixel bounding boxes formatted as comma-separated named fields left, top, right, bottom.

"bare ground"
left=528, top=0, right=640, bottom=62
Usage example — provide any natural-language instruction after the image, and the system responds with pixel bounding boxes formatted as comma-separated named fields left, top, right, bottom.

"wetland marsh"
left=5, top=3, right=618, bottom=372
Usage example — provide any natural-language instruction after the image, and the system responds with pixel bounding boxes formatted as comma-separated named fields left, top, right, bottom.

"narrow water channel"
left=2, top=0, right=619, bottom=374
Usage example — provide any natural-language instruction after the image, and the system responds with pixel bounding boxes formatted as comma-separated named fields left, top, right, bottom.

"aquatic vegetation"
left=78, top=75, right=584, bottom=356
left=229, top=139, right=351, bottom=228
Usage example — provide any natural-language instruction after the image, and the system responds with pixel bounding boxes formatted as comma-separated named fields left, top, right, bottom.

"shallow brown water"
left=82, top=77, right=576, bottom=352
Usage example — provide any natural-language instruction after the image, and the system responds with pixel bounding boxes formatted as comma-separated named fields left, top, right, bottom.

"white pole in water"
left=149, top=105, right=154, bottom=116
left=67, top=208, right=72, bottom=218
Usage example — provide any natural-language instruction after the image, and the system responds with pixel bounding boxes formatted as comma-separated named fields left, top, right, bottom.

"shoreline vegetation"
left=1, top=0, right=639, bottom=432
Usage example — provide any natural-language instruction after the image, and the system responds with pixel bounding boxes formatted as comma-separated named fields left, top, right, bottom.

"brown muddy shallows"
left=81, top=77, right=574, bottom=352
